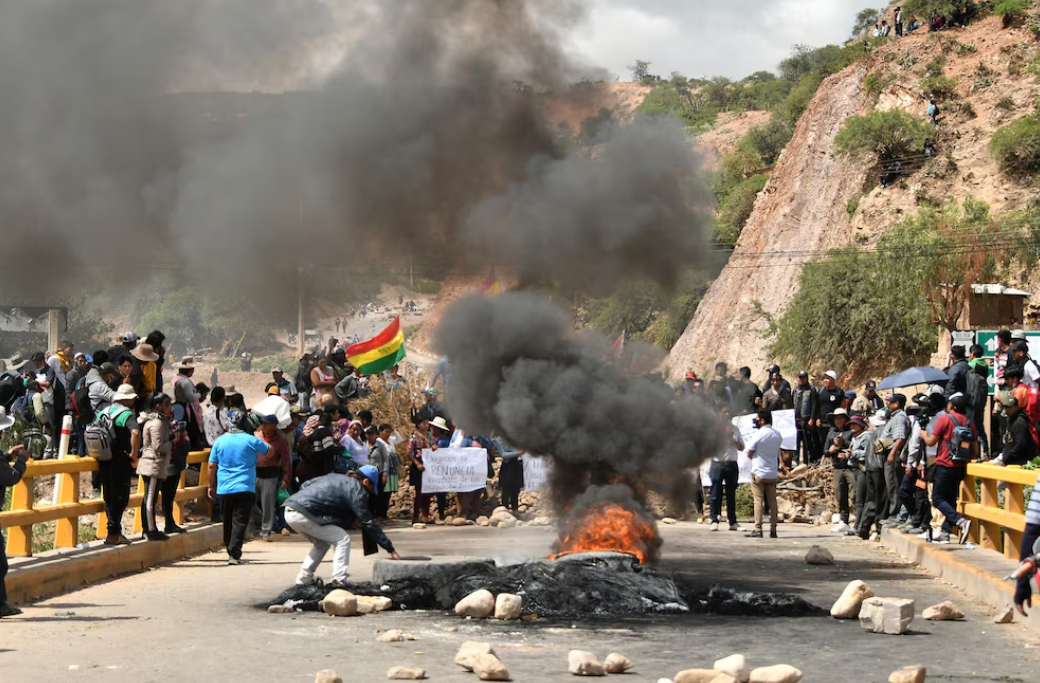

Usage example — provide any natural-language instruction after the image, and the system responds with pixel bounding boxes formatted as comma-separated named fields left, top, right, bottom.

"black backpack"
left=966, top=371, right=988, bottom=412
left=0, top=372, right=23, bottom=410
left=70, top=376, right=96, bottom=425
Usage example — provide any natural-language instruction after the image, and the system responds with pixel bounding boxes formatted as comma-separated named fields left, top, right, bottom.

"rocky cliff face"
left=667, top=64, right=869, bottom=378
left=667, top=15, right=1040, bottom=380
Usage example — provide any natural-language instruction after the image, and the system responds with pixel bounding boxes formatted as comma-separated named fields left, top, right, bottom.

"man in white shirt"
left=1011, top=340, right=1040, bottom=389
left=745, top=410, right=783, bottom=539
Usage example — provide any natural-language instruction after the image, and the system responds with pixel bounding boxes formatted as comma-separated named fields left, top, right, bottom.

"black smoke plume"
left=0, top=0, right=711, bottom=302
left=434, top=293, right=726, bottom=520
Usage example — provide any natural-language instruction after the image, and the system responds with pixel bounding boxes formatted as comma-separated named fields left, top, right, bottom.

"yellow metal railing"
left=0, top=450, right=212, bottom=557
left=959, top=462, right=1037, bottom=559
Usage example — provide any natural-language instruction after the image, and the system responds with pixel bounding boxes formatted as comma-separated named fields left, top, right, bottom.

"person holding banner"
left=408, top=416, right=436, bottom=524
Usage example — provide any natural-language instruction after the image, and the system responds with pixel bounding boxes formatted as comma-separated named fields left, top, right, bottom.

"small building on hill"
left=965, top=284, right=1031, bottom=328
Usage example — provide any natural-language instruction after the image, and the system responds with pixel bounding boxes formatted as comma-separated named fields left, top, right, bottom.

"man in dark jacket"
left=762, top=373, right=793, bottom=411
left=823, top=408, right=855, bottom=531
left=1, top=408, right=27, bottom=617
left=944, top=345, right=970, bottom=399
left=793, top=370, right=820, bottom=466
left=284, top=467, right=401, bottom=586
left=817, top=371, right=844, bottom=466
left=1001, top=396, right=1036, bottom=466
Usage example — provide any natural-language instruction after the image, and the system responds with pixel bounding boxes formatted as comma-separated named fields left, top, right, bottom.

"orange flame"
left=550, top=503, right=658, bottom=565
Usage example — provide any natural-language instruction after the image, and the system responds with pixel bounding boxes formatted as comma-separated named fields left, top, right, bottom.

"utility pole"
left=298, top=266, right=305, bottom=357
left=47, top=309, right=61, bottom=354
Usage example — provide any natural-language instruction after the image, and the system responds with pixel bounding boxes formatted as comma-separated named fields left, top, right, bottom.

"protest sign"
left=522, top=455, right=551, bottom=492
left=420, top=448, right=488, bottom=493
left=729, top=409, right=797, bottom=484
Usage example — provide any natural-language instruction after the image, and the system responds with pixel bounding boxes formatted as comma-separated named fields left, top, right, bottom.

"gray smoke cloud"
left=0, top=0, right=712, bottom=303
left=434, top=292, right=726, bottom=515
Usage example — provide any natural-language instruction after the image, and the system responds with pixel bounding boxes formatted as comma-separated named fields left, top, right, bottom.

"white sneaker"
left=831, top=522, right=849, bottom=533
left=729, top=523, right=742, bottom=531
left=916, top=530, right=931, bottom=540
left=709, top=522, right=719, bottom=531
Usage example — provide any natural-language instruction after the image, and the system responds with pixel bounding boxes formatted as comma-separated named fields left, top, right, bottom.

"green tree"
left=990, top=113, right=1040, bottom=179
left=852, top=7, right=882, bottom=36
left=715, top=174, right=769, bottom=246
left=627, top=60, right=658, bottom=84
left=138, top=287, right=276, bottom=355
left=835, top=110, right=932, bottom=161
left=904, top=0, right=975, bottom=17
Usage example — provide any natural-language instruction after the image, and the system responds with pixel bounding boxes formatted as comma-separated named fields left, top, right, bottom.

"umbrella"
left=877, top=366, right=949, bottom=391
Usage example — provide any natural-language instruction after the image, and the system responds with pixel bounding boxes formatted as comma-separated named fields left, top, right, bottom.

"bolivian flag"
left=346, top=317, right=407, bottom=375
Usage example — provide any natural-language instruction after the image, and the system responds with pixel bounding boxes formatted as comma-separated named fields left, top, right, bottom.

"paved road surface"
left=2, top=523, right=1038, bottom=682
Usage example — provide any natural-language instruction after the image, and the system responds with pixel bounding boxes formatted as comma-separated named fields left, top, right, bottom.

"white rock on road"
left=805, top=545, right=834, bottom=565
left=661, top=517, right=678, bottom=525
left=710, top=675, right=740, bottom=683
left=993, top=606, right=1015, bottom=623
left=830, top=580, right=873, bottom=619
left=494, top=593, right=522, bottom=620
left=267, top=605, right=294, bottom=614
left=455, top=642, right=496, bottom=671
left=321, top=590, right=358, bottom=617
left=455, top=589, right=495, bottom=618
left=315, top=671, right=342, bottom=683
left=748, top=664, right=803, bottom=683
left=887, top=665, right=926, bottom=683
left=569, top=650, right=606, bottom=676
left=713, top=654, right=750, bottom=682
left=387, top=666, right=426, bottom=680
left=922, top=601, right=964, bottom=621
left=674, top=670, right=723, bottom=683
left=376, top=629, right=418, bottom=642
left=859, top=597, right=915, bottom=635
left=452, top=517, right=469, bottom=526
left=357, top=596, right=393, bottom=614
left=470, top=653, right=510, bottom=681
left=411, top=523, right=427, bottom=529
left=604, top=653, right=634, bottom=674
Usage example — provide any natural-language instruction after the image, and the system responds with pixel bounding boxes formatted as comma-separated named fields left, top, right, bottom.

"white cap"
left=1012, top=330, right=1027, bottom=340
left=926, top=384, right=945, bottom=396
left=949, top=392, right=964, bottom=401
left=824, top=370, right=838, bottom=380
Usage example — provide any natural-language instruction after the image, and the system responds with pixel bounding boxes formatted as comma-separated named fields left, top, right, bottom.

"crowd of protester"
left=677, top=331, right=1038, bottom=553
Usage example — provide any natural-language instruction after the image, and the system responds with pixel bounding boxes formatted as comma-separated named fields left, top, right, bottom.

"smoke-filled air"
left=434, top=293, right=726, bottom=522
left=0, top=0, right=713, bottom=295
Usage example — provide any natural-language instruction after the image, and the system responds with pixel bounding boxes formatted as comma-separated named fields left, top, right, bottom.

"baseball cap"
left=1012, top=340, right=1030, bottom=353
left=122, top=331, right=139, bottom=344
left=267, top=385, right=280, bottom=396
left=271, top=366, right=283, bottom=374
left=925, top=384, right=945, bottom=396
left=824, top=370, right=838, bottom=380
left=685, top=371, right=697, bottom=380
left=99, top=362, right=117, bottom=376
left=865, top=380, right=877, bottom=390
left=798, top=370, right=808, bottom=378
left=359, top=465, right=380, bottom=491
left=260, top=414, right=279, bottom=424
left=845, top=390, right=857, bottom=399
left=30, top=351, right=45, bottom=362
left=767, top=364, right=780, bottom=374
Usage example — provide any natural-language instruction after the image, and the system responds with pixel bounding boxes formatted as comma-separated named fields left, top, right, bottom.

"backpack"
left=85, top=406, right=130, bottom=462
left=947, top=412, right=976, bottom=464
left=70, top=376, right=95, bottom=425
left=1023, top=383, right=1040, bottom=426
left=966, top=371, right=988, bottom=413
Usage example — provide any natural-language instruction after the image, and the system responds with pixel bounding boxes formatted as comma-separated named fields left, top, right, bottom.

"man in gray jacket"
left=284, top=466, right=401, bottom=586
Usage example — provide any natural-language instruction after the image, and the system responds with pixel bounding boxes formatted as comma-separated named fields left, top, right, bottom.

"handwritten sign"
left=421, top=448, right=488, bottom=493
left=729, top=409, right=797, bottom=484
left=522, top=455, right=551, bottom=492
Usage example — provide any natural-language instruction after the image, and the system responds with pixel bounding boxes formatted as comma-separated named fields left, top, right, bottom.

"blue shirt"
left=209, top=432, right=269, bottom=495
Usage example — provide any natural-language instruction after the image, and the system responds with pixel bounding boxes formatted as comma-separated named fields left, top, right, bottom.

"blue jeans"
left=709, top=461, right=738, bottom=525
left=932, top=465, right=966, bottom=533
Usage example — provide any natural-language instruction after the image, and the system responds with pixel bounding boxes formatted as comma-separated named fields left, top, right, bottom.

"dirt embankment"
left=695, top=110, right=774, bottom=171
left=668, top=15, right=1040, bottom=380
left=667, top=63, right=869, bottom=378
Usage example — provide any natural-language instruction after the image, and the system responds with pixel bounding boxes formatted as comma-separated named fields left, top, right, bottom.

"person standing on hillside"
left=745, top=410, right=782, bottom=539
left=927, top=98, right=940, bottom=125
left=208, top=410, right=269, bottom=565
left=894, top=6, right=903, bottom=36
left=762, top=373, right=793, bottom=411
left=816, top=371, right=844, bottom=466
left=793, top=370, right=820, bottom=466
left=0, top=410, right=27, bottom=618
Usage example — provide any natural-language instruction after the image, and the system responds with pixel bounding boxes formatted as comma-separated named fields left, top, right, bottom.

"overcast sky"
left=569, top=0, right=878, bottom=81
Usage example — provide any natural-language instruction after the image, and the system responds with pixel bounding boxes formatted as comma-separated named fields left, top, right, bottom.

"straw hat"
left=131, top=343, right=160, bottom=363
left=430, top=416, right=451, bottom=432
left=175, top=356, right=196, bottom=370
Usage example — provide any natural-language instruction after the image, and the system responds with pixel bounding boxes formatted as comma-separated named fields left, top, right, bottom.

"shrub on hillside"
left=920, top=75, right=959, bottom=101
left=835, top=110, right=932, bottom=161
left=995, top=0, right=1029, bottom=27
left=990, top=113, right=1040, bottom=178
left=715, top=175, right=769, bottom=246
left=744, top=119, right=794, bottom=166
